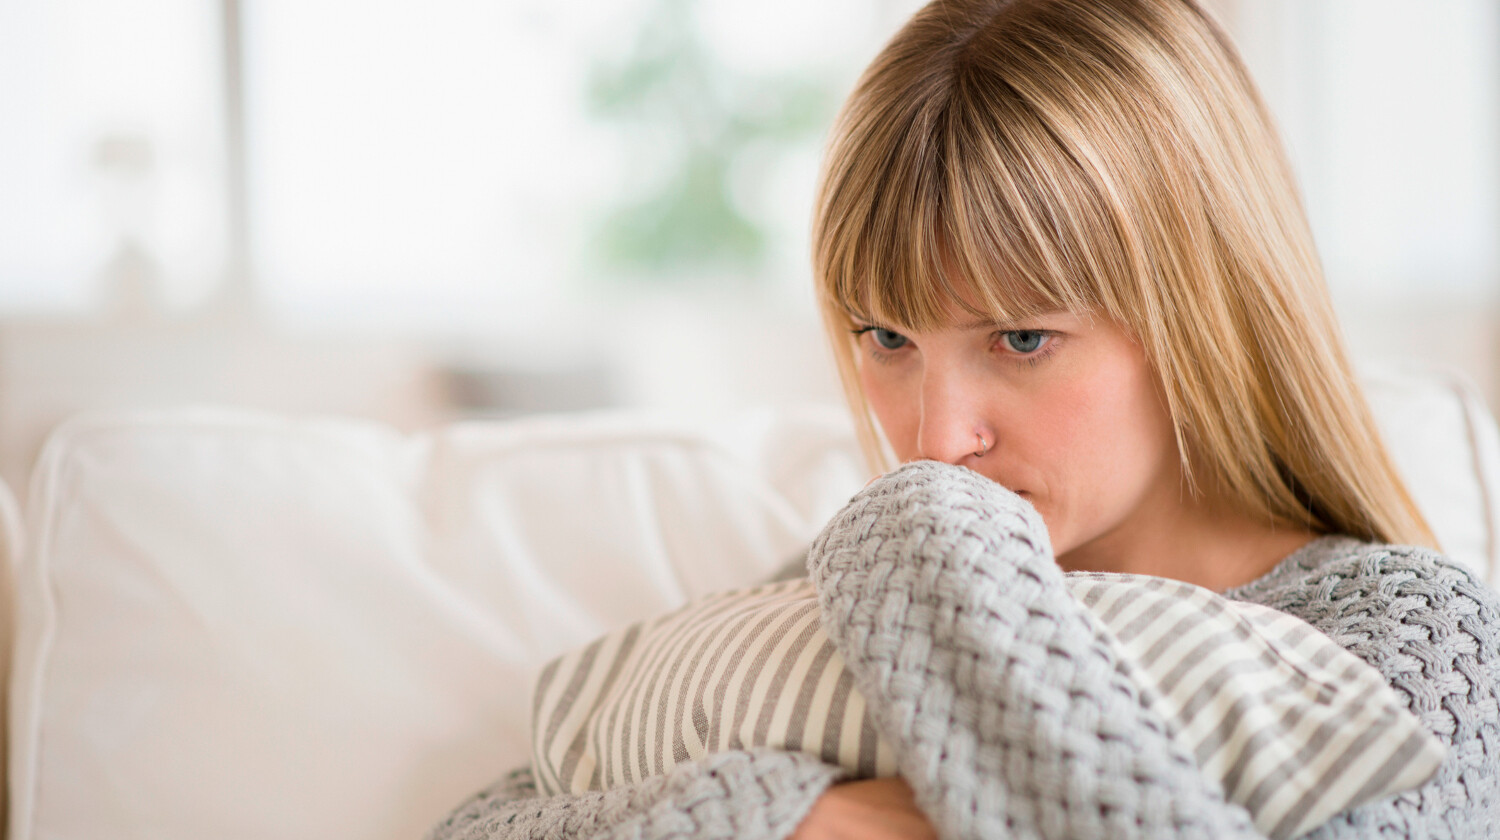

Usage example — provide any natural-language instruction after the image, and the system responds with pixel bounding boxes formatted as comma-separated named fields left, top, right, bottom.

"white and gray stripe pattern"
left=1067, top=572, right=1444, bottom=839
left=533, top=573, right=1442, bottom=839
left=531, top=580, right=897, bottom=798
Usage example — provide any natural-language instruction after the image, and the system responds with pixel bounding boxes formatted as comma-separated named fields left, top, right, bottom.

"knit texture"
left=1223, top=533, right=1500, bottom=838
left=426, top=750, right=844, bottom=840
left=428, top=461, right=1500, bottom=840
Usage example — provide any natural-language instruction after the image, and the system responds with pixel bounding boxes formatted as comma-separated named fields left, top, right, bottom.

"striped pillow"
left=532, top=574, right=1443, bottom=839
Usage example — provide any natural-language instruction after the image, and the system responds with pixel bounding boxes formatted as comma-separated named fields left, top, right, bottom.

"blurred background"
left=0, top=0, right=1495, bottom=494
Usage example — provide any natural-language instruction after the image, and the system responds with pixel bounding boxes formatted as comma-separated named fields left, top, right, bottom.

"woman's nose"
left=915, top=369, right=988, bottom=465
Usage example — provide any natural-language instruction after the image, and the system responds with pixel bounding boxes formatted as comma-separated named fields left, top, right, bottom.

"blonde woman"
left=430, top=1, right=1500, bottom=837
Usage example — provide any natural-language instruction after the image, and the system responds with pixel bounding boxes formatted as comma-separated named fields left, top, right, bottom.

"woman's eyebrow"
left=953, top=317, right=1013, bottom=329
left=953, top=312, right=1064, bottom=330
left=846, top=310, right=1069, bottom=330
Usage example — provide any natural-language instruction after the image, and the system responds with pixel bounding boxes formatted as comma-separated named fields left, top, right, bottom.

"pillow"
left=533, top=574, right=1444, bottom=840
left=1068, top=573, right=1443, bottom=838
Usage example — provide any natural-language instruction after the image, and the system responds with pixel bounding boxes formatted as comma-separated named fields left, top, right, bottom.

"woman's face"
left=855, top=304, right=1183, bottom=567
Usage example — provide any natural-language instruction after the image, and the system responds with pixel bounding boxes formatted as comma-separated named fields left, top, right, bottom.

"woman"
left=430, top=0, right=1500, bottom=837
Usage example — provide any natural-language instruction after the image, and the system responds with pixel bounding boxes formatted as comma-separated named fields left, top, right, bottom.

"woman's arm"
left=808, top=461, right=1265, bottom=839
left=426, top=749, right=844, bottom=840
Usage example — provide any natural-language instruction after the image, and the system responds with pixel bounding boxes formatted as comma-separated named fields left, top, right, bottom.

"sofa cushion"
left=7, top=407, right=861, bottom=840
left=1362, top=365, right=1500, bottom=579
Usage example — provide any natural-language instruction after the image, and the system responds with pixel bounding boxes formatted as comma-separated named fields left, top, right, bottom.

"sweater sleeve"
left=806, top=460, right=1264, bottom=840
left=424, top=749, right=843, bottom=840
left=1225, top=537, right=1500, bottom=838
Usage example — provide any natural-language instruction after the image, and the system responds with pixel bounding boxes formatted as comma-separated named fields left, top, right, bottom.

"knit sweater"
left=427, top=462, right=1500, bottom=840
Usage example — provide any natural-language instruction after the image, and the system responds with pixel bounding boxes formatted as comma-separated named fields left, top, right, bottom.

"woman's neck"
left=1056, top=495, right=1317, bottom=593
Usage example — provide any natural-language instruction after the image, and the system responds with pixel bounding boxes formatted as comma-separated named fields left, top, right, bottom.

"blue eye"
left=872, top=328, right=909, bottom=350
left=1004, top=330, right=1047, bottom=353
left=853, top=326, right=910, bottom=351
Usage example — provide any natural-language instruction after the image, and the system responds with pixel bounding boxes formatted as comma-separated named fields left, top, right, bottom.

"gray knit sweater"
left=427, top=462, right=1500, bottom=839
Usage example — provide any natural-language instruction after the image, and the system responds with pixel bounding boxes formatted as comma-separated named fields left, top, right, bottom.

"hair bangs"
left=826, top=216, right=960, bottom=334
left=817, top=94, right=962, bottom=334
left=820, top=103, right=1109, bottom=336
left=940, top=68, right=1131, bottom=326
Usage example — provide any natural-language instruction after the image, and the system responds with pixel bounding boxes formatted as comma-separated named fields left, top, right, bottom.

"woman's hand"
left=789, top=777, right=937, bottom=840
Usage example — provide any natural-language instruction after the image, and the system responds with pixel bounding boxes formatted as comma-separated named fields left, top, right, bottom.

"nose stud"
left=974, top=433, right=990, bottom=458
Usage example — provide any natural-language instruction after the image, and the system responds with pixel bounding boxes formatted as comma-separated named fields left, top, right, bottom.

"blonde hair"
left=811, top=0, right=1436, bottom=547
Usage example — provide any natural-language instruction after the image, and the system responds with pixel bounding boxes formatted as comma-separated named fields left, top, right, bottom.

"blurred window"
left=0, top=0, right=227, bottom=315
left=243, top=0, right=921, bottom=335
left=1, top=0, right=1495, bottom=330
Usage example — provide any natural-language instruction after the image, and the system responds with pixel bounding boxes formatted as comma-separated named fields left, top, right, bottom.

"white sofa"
left=4, top=367, right=1499, bottom=840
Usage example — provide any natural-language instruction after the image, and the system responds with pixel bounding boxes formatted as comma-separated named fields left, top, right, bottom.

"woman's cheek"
left=860, top=367, right=920, bottom=461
